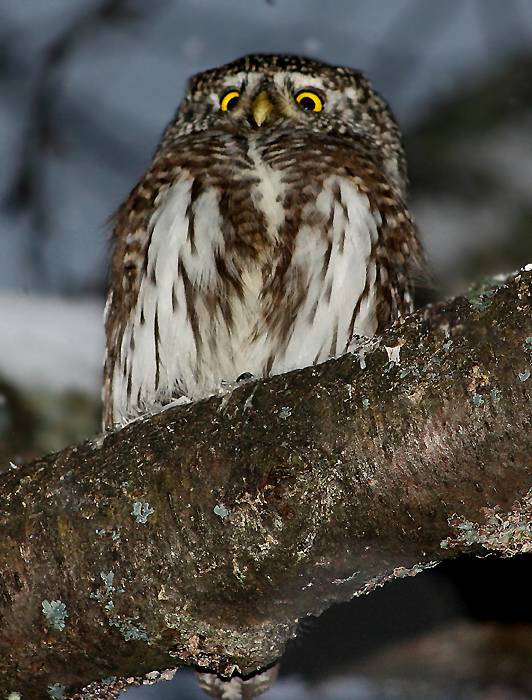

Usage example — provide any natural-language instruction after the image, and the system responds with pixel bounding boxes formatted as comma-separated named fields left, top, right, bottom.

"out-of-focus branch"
left=0, top=268, right=530, bottom=699
left=3, top=0, right=157, bottom=288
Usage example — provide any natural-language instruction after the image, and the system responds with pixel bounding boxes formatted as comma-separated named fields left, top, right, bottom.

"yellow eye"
left=295, top=90, right=324, bottom=112
left=220, top=90, right=240, bottom=112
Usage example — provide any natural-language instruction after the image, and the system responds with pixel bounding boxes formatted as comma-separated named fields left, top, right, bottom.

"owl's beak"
left=251, top=91, right=274, bottom=127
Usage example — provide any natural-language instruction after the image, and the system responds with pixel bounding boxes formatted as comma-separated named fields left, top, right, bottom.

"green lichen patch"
left=95, top=527, right=121, bottom=541
left=470, top=393, right=484, bottom=407
left=214, top=503, right=229, bottom=519
left=100, top=571, right=115, bottom=591
left=41, top=599, right=68, bottom=631
left=517, top=369, right=530, bottom=382
left=90, top=570, right=125, bottom=613
left=490, top=388, right=502, bottom=403
left=441, top=489, right=532, bottom=555
left=466, top=287, right=496, bottom=311
left=131, top=501, right=155, bottom=524
left=47, top=684, right=66, bottom=699
left=109, top=616, right=149, bottom=642
left=398, top=365, right=420, bottom=380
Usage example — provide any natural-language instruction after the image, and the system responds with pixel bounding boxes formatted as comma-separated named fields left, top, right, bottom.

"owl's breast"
left=110, top=133, right=382, bottom=425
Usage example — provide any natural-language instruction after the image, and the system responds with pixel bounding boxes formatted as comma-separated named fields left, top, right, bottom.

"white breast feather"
left=271, top=176, right=379, bottom=374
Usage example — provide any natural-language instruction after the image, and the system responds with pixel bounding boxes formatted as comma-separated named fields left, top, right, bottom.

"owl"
left=102, top=53, right=421, bottom=697
left=103, top=53, right=421, bottom=432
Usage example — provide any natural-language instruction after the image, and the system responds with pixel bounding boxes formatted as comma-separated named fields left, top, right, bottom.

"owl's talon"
left=237, top=372, right=254, bottom=382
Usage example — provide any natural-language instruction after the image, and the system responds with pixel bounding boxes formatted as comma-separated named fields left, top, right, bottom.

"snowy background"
left=1, top=1, right=532, bottom=698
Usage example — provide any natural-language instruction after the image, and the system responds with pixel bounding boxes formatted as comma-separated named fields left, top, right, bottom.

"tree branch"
left=1, top=268, right=531, bottom=699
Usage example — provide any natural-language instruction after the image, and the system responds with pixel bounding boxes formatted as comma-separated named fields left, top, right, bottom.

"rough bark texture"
left=0, top=268, right=531, bottom=700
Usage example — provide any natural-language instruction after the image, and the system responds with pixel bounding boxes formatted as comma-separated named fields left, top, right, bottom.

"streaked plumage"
left=104, top=54, right=420, bottom=431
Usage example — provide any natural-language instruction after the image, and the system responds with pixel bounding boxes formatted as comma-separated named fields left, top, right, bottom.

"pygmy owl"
left=103, top=53, right=421, bottom=431
left=103, top=54, right=421, bottom=693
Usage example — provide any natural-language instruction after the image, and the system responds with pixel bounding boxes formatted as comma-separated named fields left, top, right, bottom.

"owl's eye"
left=220, top=90, right=240, bottom=112
left=295, top=90, right=324, bottom=112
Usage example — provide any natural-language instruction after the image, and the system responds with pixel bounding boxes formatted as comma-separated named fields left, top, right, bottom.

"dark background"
left=1, top=1, right=531, bottom=698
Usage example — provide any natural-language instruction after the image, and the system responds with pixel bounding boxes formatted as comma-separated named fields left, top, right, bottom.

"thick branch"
left=1, top=269, right=531, bottom=699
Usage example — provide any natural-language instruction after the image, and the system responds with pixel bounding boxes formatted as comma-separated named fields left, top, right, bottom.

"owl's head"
left=168, top=54, right=407, bottom=193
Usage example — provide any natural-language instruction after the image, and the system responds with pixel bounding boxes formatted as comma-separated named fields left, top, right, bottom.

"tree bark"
left=1, top=268, right=531, bottom=700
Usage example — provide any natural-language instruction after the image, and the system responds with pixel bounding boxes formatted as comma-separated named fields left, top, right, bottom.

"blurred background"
left=0, top=1, right=531, bottom=698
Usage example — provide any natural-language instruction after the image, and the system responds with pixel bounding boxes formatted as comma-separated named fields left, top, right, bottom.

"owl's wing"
left=103, top=179, right=154, bottom=431
left=103, top=164, right=196, bottom=430
left=264, top=165, right=421, bottom=373
left=341, top=153, right=422, bottom=332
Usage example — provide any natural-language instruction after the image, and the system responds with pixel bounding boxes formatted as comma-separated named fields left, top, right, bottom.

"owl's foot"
left=237, top=372, right=254, bottom=382
left=196, top=662, right=279, bottom=699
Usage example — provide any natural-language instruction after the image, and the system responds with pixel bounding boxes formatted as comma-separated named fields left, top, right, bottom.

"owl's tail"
left=195, top=663, right=279, bottom=699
